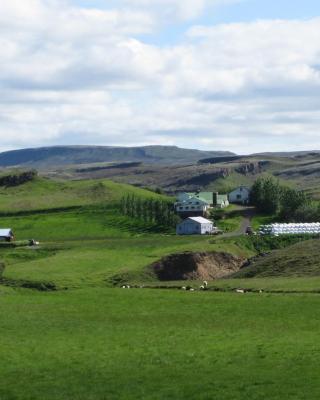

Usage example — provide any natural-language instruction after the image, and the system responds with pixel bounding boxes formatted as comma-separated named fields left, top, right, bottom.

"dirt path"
left=222, top=206, right=256, bottom=237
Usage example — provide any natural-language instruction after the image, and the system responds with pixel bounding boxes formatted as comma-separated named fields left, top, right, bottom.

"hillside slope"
left=0, top=145, right=234, bottom=167
left=233, top=239, right=320, bottom=278
left=0, top=176, right=168, bottom=213
left=44, top=153, right=320, bottom=196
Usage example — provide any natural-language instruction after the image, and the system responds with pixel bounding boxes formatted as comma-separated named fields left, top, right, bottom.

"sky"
left=1, top=0, right=320, bottom=154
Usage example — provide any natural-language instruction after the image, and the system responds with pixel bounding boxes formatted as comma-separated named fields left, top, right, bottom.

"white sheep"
left=203, top=281, right=208, bottom=288
left=189, top=288, right=195, bottom=292
left=199, top=285, right=205, bottom=290
left=181, top=286, right=187, bottom=290
left=236, top=289, right=245, bottom=294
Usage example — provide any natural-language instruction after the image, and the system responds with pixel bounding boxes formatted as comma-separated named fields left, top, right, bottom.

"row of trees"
left=250, top=176, right=320, bottom=222
left=120, top=195, right=179, bottom=227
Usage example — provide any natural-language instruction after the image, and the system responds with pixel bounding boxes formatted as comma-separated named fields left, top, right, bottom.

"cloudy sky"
left=1, top=0, right=320, bottom=154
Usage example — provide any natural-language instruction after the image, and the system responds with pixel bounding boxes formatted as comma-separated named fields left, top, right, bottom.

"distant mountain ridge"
left=0, top=145, right=235, bottom=167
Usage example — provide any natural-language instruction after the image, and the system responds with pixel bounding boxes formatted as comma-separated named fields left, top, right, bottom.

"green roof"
left=187, top=192, right=228, bottom=206
left=187, top=192, right=213, bottom=204
left=216, top=194, right=228, bottom=205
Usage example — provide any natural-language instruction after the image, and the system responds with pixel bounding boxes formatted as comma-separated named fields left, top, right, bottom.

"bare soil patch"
left=151, top=251, right=247, bottom=281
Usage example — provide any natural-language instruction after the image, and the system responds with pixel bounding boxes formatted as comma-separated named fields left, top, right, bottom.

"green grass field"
left=1, top=288, right=320, bottom=400
left=0, top=177, right=168, bottom=213
left=1, top=177, right=320, bottom=399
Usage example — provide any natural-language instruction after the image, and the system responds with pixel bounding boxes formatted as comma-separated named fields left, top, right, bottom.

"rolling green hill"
left=0, top=176, right=168, bottom=213
left=233, top=239, right=320, bottom=278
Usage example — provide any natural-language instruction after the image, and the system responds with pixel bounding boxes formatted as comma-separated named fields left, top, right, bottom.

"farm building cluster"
left=175, top=186, right=250, bottom=219
left=175, top=187, right=250, bottom=235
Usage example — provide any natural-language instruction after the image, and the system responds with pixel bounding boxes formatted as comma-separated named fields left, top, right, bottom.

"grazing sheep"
left=181, top=286, right=187, bottom=290
left=259, top=289, right=263, bottom=294
left=199, top=285, right=205, bottom=290
left=203, top=281, right=208, bottom=288
left=189, top=288, right=195, bottom=292
left=126, top=285, right=131, bottom=289
left=236, top=289, right=245, bottom=294
left=121, top=285, right=126, bottom=289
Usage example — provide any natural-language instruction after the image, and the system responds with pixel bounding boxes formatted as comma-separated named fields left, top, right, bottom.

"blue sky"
left=0, top=0, right=319, bottom=153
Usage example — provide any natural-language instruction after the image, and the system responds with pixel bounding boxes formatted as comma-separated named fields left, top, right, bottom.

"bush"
left=0, top=170, right=38, bottom=187
left=0, top=261, right=5, bottom=277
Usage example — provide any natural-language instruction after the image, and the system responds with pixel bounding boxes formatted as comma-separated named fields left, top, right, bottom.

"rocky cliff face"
left=235, top=161, right=270, bottom=176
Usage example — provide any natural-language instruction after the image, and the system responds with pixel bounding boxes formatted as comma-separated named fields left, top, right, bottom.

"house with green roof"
left=187, top=192, right=229, bottom=208
left=175, top=191, right=229, bottom=218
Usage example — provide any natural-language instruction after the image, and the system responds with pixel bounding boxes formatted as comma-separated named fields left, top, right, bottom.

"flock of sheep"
left=121, top=281, right=263, bottom=293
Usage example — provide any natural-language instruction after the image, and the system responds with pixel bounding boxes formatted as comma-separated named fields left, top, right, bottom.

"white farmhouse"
left=228, top=186, right=251, bottom=205
left=176, top=217, right=215, bottom=235
left=175, top=196, right=210, bottom=217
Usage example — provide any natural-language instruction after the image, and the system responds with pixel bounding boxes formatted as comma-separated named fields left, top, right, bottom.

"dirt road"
left=222, top=206, right=256, bottom=237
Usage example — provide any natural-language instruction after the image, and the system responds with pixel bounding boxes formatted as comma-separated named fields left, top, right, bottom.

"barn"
left=0, top=229, right=14, bottom=242
left=176, top=217, right=214, bottom=235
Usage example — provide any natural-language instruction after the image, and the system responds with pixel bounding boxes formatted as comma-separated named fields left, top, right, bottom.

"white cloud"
left=0, top=0, right=320, bottom=153
left=108, top=0, right=240, bottom=22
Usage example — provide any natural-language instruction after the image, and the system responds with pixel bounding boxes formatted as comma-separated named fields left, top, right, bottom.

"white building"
left=228, top=186, right=251, bottom=205
left=176, top=217, right=215, bottom=235
left=0, top=229, right=14, bottom=242
left=175, top=196, right=210, bottom=217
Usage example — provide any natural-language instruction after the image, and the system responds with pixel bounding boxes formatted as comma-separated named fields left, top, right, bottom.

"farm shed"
left=229, top=186, right=251, bottom=204
left=0, top=229, right=14, bottom=242
left=176, top=217, right=215, bottom=235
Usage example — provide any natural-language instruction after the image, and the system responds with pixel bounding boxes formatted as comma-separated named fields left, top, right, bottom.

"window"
left=237, top=194, right=241, bottom=199
left=191, top=206, right=195, bottom=209
left=185, top=207, right=189, bottom=210
left=179, top=207, right=183, bottom=210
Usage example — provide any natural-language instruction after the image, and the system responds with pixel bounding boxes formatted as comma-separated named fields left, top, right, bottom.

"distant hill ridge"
left=0, top=145, right=235, bottom=167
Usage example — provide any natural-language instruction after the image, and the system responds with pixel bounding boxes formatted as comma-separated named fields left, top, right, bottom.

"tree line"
left=120, top=195, right=179, bottom=228
left=250, top=176, right=320, bottom=222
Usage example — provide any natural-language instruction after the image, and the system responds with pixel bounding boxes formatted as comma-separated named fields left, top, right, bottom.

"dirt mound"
left=151, top=251, right=246, bottom=281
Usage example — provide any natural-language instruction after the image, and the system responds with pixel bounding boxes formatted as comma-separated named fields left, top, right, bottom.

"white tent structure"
left=259, top=223, right=320, bottom=236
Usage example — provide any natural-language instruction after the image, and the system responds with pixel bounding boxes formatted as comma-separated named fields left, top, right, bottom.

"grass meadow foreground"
left=1, top=288, right=320, bottom=400
left=1, top=177, right=320, bottom=399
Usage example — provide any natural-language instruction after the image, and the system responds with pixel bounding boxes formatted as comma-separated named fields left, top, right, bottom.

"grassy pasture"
left=0, top=177, right=168, bottom=213
left=1, top=288, right=320, bottom=400
left=1, top=177, right=320, bottom=399
left=1, top=235, right=256, bottom=289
